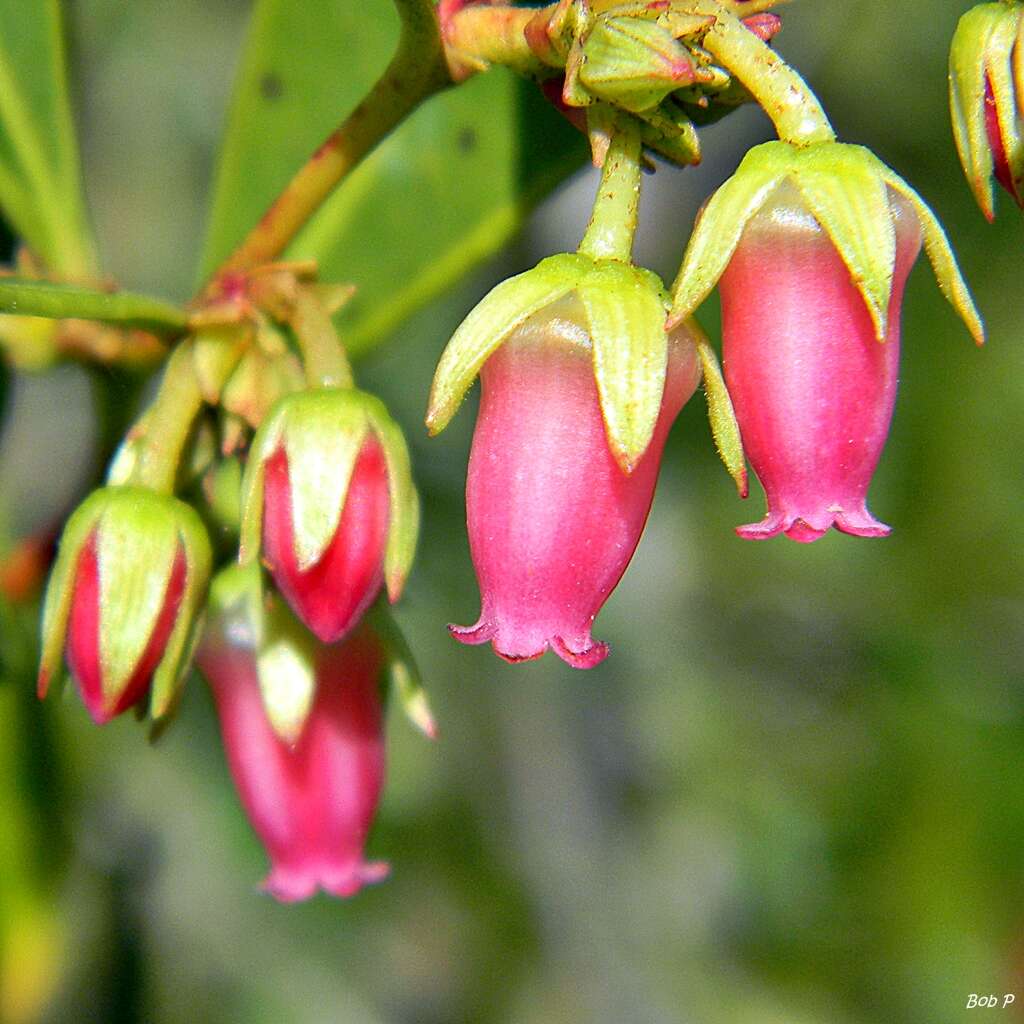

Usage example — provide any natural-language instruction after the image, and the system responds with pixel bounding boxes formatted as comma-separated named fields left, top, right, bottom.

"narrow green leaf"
left=0, top=278, right=187, bottom=334
left=0, top=0, right=96, bottom=274
left=426, top=254, right=590, bottom=434
left=691, top=325, right=747, bottom=497
left=668, top=141, right=788, bottom=327
left=199, top=0, right=587, bottom=353
left=881, top=170, right=986, bottom=346
left=578, top=262, right=668, bottom=472
left=794, top=144, right=896, bottom=342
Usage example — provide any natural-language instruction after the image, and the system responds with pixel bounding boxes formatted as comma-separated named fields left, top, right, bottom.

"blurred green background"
left=2, top=1, right=1024, bottom=1022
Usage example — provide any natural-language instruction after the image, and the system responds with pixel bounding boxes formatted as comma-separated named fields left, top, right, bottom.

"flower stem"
left=442, top=5, right=548, bottom=80
left=293, top=288, right=354, bottom=390
left=212, top=0, right=451, bottom=280
left=113, top=340, right=204, bottom=494
left=578, top=113, right=643, bottom=263
left=698, top=2, right=834, bottom=146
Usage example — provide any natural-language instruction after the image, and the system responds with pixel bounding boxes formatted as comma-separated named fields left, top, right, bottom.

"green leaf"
left=0, top=277, right=187, bottom=334
left=0, top=0, right=96, bottom=274
left=199, top=0, right=587, bottom=354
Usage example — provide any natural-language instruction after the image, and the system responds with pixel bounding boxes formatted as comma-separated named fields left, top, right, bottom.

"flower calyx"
left=949, top=1, right=1024, bottom=218
left=668, top=139, right=985, bottom=346
left=426, top=251, right=680, bottom=473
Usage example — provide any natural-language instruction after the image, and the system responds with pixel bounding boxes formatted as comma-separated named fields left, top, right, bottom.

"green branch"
left=211, top=0, right=451, bottom=279
left=0, top=278, right=187, bottom=335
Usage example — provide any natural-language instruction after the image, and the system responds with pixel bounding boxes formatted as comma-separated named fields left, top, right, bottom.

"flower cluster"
left=38, top=263, right=432, bottom=900
left=30, top=0, right=991, bottom=902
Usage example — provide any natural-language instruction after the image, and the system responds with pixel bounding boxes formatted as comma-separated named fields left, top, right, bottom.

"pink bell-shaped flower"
left=261, top=437, right=390, bottom=643
left=720, top=181, right=922, bottom=542
left=198, top=611, right=389, bottom=903
left=450, top=300, right=700, bottom=667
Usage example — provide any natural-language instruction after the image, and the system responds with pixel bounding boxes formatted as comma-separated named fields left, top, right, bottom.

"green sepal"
left=148, top=499, right=213, bottom=721
left=38, top=490, right=108, bottom=697
left=580, top=17, right=694, bottom=114
left=426, top=253, right=593, bottom=435
left=690, top=323, right=747, bottom=498
left=204, top=560, right=265, bottom=643
left=95, top=492, right=181, bottom=703
left=240, top=388, right=419, bottom=593
left=635, top=110, right=701, bottom=168
left=562, top=37, right=593, bottom=108
left=366, top=603, right=436, bottom=740
left=220, top=334, right=304, bottom=430
left=657, top=11, right=715, bottom=42
left=192, top=326, right=249, bottom=404
left=202, top=562, right=316, bottom=744
left=667, top=141, right=787, bottom=326
left=578, top=261, right=669, bottom=472
left=877, top=166, right=987, bottom=346
left=256, top=585, right=319, bottom=745
left=364, top=399, right=420, bottom=602
left=949, top=3, right=1024, bottom=218
left=240, top=389, right=369, bottom=570
left=790, top=143, right=896, bottom=342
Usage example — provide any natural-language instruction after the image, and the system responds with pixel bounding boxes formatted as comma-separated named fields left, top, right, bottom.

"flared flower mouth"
left=736, top=504, right=892, bottom=543
left=262, top=860, right=390, bottom=903
left=449, top=619, right=609, bottom=670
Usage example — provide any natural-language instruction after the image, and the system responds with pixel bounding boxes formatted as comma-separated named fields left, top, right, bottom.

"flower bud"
left=720, top=182, right=921, bottom=541
left=949, top=2, right=1024, bottom=218
left=197, top=566, right=433, bottom=901
left=579, top=16, right=696, bottom=114
left=449, top=297, right=700, bottom=667
left=240, top=388, right=418, bottom=644
left=38, top=486, right=212, bottom=723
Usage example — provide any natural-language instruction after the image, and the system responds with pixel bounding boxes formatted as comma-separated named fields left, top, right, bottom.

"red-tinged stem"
left=211, top=0, right=451, bottom=282
left=442, top=4, right=548, bottom=80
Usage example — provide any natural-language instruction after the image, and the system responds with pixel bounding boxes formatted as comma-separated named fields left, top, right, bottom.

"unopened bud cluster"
left=38, top=261, right=431, bottom=900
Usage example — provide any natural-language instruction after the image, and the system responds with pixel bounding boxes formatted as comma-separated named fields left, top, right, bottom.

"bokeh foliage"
left=0, top=2, right=1023, bottom=1023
